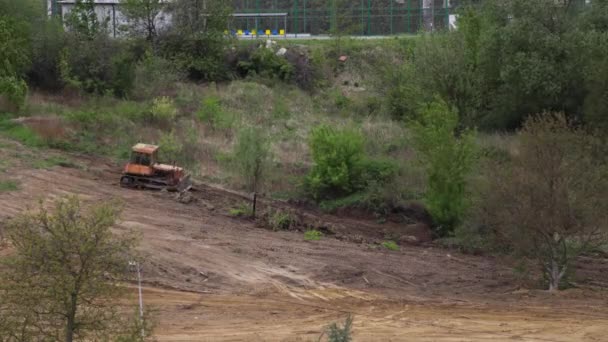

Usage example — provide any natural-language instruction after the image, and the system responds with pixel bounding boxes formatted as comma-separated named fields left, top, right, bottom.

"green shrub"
left=304, top=230, right=322, bottom=241
left=114, top=101, right=147, bottom=122
left=326, top=315, right=353, bottom=342
left=237, top=48, right=294, bottom=82
left=150, top=96, right=177, bottom=123
left=272, top=96, right=290, bottom=119
left=228, top=203, right=253, bottom=217
left=196, top=96, right=234, bottom=130
left=132, top=53, right=183, bottom=100
left=228, top=127, right=271, bottom=193
left=268, top=210, right=297, bottom=231
left=158, top=130, right=183, bottom=163
left=305, top=125, right=365, bottom=200
left=0, top=119, right=44, bottom=147
left=381, top=240, right=399, bottom=251
left=410, top=99, right=477, bottom=237
left=0, top=180, right=19, bottom=192
left=0, top=76, right=28, bottom=111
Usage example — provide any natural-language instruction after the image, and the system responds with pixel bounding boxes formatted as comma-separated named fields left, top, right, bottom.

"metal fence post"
left=252, top=192, right=257, bottom=218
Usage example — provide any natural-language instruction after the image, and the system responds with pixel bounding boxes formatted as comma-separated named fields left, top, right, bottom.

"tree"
left=0, top=12, right=34, bottom=110
left=161, top=0, right=233, bottom=80
left=0, top=196, right=139, bottom=341
left=410, top=99, right=477, bottom=237
left=305, top=125, right=366, bottom=201
left=121, top=0, right=166, bottom=43
left=475, top=113, right=608, bottom=291
left=231, top=127, right=271, bottom=193
left=65, top=0, right=106, bottom=40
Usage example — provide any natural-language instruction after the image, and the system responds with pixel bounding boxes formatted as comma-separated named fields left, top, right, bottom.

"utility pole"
left=129, top=261, right=145, bottom=338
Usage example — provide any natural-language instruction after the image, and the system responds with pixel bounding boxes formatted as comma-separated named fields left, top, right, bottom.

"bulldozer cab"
left=130, top=144, right=158, bottom=166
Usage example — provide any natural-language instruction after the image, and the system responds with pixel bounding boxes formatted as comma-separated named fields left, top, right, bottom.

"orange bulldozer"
left=120, top=143, right=192, bottom=192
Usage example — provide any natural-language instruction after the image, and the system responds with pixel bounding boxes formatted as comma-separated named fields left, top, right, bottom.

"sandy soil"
left=1, top=140, right=607, bottom=341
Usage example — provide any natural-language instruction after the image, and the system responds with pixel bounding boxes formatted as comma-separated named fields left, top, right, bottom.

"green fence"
left=231, top=0, right=452, bottom=36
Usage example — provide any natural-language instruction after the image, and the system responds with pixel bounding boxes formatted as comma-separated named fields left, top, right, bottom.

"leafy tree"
left=121, top=0, right=167, bottom=43
left=410, top=99, right=477, bottom=237
left=0, top=16, right=31, bottom=110
left=161, top=0, right=233, bottom=80
left=0, top=196, right=139, bottom=341
left=392, top=0, right=596, bottom=130
left=65, top=0, right=106, bottom=40
left=475, top=113, right=608, bottom=291
left=305, top=125, right=366, bottom=201
left=230, top=126, right=272, bottom=193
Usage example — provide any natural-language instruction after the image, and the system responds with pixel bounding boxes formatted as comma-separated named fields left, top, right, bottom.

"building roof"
left=132, top=143, right=159, bottom=154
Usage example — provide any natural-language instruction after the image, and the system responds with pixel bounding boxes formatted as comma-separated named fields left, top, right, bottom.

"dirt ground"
left=1, top=140, right=607, bottom=341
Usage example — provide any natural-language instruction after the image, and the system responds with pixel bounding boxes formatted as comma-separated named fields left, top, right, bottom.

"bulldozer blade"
left=177, top=175, right=193, bottom=192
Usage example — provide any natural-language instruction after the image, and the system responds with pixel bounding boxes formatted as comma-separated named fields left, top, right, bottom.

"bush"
left=305, top=125, right=365, bottom=200
left=326, top=315, right=353, bottom=342
left=410, top=99, right=477, bottom=237
left=228, top=203, right=253, bottom=217
left=237, top=48, right=294, bottom=82
left=157, top=130, right=183, bottom=163
left=381, top=241, right=399, bottom=251
left=304, top=230, right=322, bottom=241
left=59, top=35, right=137, bottom=97
left=228, top=127, right=271, bottom=193
left=196, top=96, right=234, bottom=130
left=268, top=210, right=297, bottom=231
left=150, top=96, right=177, bottom=123
left=0, top=119, right=44, bottom=147
left=0, top=76, right=27, bottom=110
left=472, top=113, right=608, bottom=291
left=132, top=53, right=183, bottom=100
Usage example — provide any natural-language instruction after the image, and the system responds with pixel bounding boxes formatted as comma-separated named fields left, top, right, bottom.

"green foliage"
left=381, top=240, right=399, bottom=251
left=386, top=0, right=607, bottom=130
left=150, top=96, right=178, bottom=123
left=0, top=196, right=138, bottom=341
left=162, top=0, right=233, bottom=81
left=0, top=119, right=44, bottom=147
left=272, top=96, right=291, bottom=119
left=132, top=53, right=183, bottom=100
left=229, top=127, right=271, bottom=193
left=237, top=48, right=294, bottom=82
left=0, top=76, right=27, bottom=110
left=410, top=99, right=477, bottom=237
left=268, top=210, right=297, bottom=231
left=473, top=113, right=608, bottom=291
left=304, top=230, right=322, bottom=241
left=29, top=18, right=66, bottom=90
left=196, top=96, right=235, bottom=130
left=65, top=0, right=105, bottom=40
left=158, top=130, right=183, bottom=162
left=0, top=180, right=19, bottom=192
left=228, top=203, right=253, bottom=217
left=0, top=16, right=31, bottom=77
left=120, top=0, right=165, bottom=41
left=305, top=125, right=365, bottom=200
left=325, top=315, right=353, bottom=342
left=306, top=125, right=398, bottom=202
left=60, top=37, right=137, bottom=96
